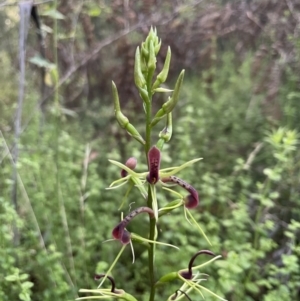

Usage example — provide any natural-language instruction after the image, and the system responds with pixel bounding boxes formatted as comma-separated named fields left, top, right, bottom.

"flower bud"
left=148, top=40, right=156, bottom=72
left=121, top=157, right=137, bottom=177
left=159, top=112, right=172, bottom=142
left=151, top=70, right=185, bottom=126
left=112, top=82, right=145, bottom=145
left=134, top=47, right=146, bottom=89
left=152, top=46, right=171, bottom=90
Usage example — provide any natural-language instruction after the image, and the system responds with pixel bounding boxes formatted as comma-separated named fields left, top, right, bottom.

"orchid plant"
left=78, top=28, right=226, bottom=301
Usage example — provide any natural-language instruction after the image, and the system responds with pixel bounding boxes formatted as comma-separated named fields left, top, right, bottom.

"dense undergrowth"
left=1, top=44, right=299, bottom=300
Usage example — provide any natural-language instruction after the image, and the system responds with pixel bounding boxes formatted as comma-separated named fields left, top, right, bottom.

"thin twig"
left=243, top=143, right=263, bottom=170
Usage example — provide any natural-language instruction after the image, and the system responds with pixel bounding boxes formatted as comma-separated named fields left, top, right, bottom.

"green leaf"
left=87, top=6, right=101, bottom=17
left=42, top=9, right=65, bottom=20
left=19, top=292, right=31, bottom=301
left=21, top=281, right=34, bottom=289
left=19, top=273, right=29, bottom=280
left=269, top=191, right=279, bottom=199
left=5, top=274, right=18, bottom=282
left=29, top=56, right=56, bottom=69
left=245, top=282, right=259, bottom=294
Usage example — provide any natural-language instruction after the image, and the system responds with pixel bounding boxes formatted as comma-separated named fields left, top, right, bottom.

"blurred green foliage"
left=1, top=49, right=299, bottom=300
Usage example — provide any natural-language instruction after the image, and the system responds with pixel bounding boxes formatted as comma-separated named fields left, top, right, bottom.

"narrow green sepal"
left=156, top=272, right=179, bottom=286
left=163, top=69, right=185, bottom=112
left=158, top=199, right=183, bottom=217
left=121, top=293, right=139, bottom=301
left=150, top=97, right=170, bottom=126
left=156, top=138, right=165, bottom=150
left=134, top=47, right=146, bottom=89
left=112, top=81, right=121, bottom=111
left=153, top=87, right=173, bottom=93
left=152, top=46, right=171, bottom=90
left=151, top=70, right=185, bottom=126
left=130, top=233, right=150, bottom=247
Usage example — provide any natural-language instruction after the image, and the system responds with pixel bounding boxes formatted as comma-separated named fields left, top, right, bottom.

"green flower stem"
left=146, top=133, right=157, bottom=301
left=145, top=100, right=152, bottom=158
left=145, top=73, right=156, bottom=301
left=147, top=185, right=156, bottom=301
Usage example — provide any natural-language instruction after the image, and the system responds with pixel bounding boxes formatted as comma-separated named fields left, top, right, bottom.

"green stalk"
left=145, top=76, right=156, bottom=301
left=145, top=100, right=152, bottom=158
left=147, top=185, right=156, bottom=301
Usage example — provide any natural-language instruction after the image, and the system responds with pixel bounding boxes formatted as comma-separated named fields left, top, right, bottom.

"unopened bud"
left=121, top=157, right=137, bottom=177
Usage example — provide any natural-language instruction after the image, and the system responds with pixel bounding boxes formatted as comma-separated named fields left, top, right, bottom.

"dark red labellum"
left=112, top=223, right=124, bottom=240
left=147, top=146, right=161, bottom=184
left=184, top=193, right=199, bottom=209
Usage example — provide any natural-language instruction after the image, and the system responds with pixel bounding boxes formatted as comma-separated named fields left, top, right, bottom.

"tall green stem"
left=145, top=100, right=152, bottom=158
left=147, top=185, right=156, bottom=301
left=145, top=77, right=156, bottom=301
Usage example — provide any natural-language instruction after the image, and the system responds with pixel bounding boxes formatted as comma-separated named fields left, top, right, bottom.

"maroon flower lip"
left=112, top=207, right=154, bottom=244
left=161, top=176, right=199, bottom=208
left=146, top=146, right=161, bottom=184
left=179, top=250, right=215, bottom=280
left=184, top=194, right=199, bottom=209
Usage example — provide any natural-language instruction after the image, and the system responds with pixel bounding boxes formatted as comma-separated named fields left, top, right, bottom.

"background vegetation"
left=0, top=0, right=299, bottom=300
